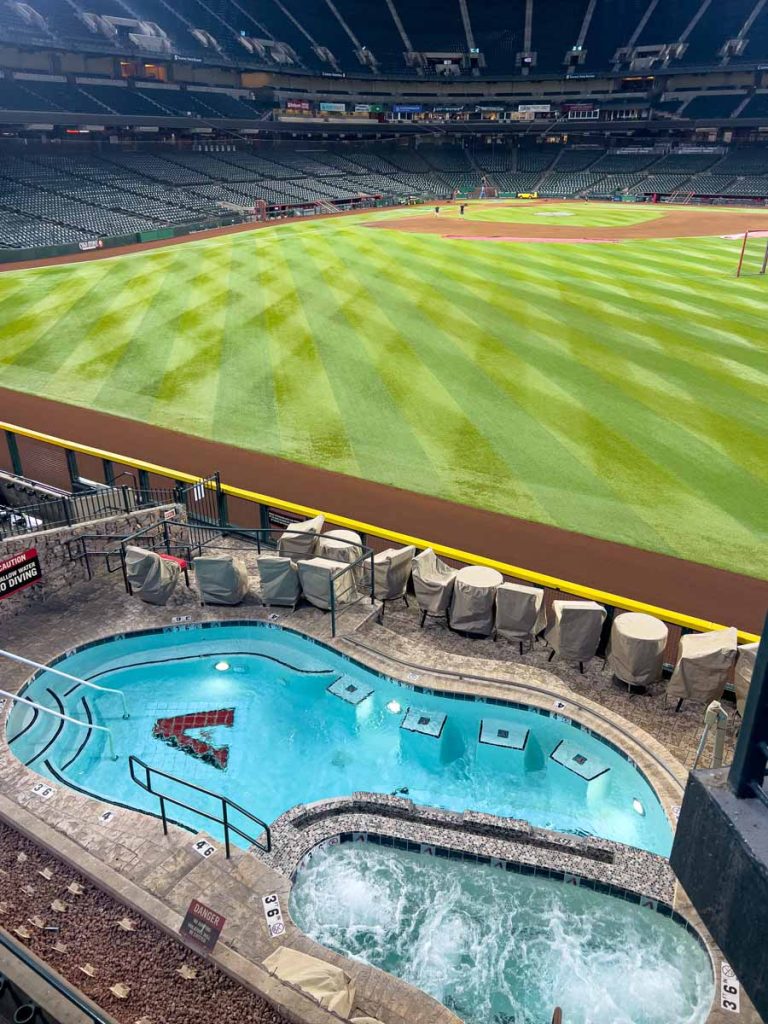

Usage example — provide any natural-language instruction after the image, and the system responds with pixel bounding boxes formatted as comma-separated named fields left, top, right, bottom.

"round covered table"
left=449, top=565, right=504, bottom=636
left=314, top=529, right=364, bottom=584
left=607, top=612, right=668, bottom=691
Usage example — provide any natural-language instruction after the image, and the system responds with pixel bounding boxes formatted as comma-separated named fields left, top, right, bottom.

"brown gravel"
left=0, top=821, right=289, bottom=1024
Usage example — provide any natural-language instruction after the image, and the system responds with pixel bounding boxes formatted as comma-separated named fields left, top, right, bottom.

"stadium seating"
left=2, top=141, right=768, bottom=251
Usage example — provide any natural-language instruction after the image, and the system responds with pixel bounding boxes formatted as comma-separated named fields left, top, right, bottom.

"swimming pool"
left=291, top=842, right=713, bottom=1024
left=5, top=623, right=672, bottom=855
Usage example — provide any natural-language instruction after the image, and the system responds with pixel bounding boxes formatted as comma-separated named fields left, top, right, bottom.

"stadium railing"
left=0, top=421, right=760, bottom=656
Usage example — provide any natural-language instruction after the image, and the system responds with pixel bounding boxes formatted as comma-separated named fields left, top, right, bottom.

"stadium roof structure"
left=2, top=0, right=768, bottom=79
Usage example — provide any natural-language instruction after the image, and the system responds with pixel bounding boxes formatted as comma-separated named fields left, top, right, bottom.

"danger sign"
left=0, top=548, right=42, bottom=600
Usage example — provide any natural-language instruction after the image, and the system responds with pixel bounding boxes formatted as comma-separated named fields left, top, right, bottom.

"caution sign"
left=180, top=899, right=226, bottom=952
left=0, top=548, right=42, bottom=600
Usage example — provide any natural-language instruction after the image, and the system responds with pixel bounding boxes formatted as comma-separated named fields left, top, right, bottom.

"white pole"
left=0, top=649, right=129, bottom=719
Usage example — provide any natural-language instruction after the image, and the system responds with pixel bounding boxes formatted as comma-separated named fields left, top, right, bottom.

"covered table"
left=607, top=612, right=668, bottom=691
left=315, top=529, right=364, bottom=584
left=449, top=565, right=504, bottom=635
left=667, top=626, right=738, bottom=708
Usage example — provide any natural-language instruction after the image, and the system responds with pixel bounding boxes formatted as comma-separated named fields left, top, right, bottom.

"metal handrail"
left=0, top=927, right=115, bottom=1024
left=0, top=649, right=130, bottom=720
left=128, top=754, right=271, bottom=858
left=0, top=688, right=117, bottom=760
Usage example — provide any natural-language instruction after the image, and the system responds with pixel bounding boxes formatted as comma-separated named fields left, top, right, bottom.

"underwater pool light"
left=632, top=798, right=645, bottom=816
left=215, top=661, right=231, bottom=672
left=386, top=700, right=402, bottom=714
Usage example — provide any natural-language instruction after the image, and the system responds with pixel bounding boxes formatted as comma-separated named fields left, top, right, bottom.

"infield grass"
left=1, top=202, right=767, bottom=579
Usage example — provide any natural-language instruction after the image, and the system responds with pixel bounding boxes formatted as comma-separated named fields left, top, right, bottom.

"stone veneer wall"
left=0, top=504, right=183, bottom=624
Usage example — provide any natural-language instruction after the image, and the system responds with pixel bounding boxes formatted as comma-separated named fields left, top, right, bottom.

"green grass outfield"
left=1, top=202, right=767, bottom=580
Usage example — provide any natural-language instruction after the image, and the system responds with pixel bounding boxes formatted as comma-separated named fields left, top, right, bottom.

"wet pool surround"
left=0, top=608, right=756, bottom=1024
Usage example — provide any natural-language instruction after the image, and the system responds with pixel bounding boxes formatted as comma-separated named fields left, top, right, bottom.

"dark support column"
left=65, top=449, right=79, bottom=490
left=102, top=459, right=115, bottom=487
left=729, top=612, right=768, bottom=800
left=138, top=469, right=150, bottom=495
left=5, top=431, right=22, bottom=475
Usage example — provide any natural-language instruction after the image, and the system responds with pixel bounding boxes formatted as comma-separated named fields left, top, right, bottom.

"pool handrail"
left=0, top=687, right=117, bottom=760
left=128, top=753, right=271, bottom=858
left=1, top=419, right=761, bottom=644
left=0, top=648, right=130, bottom=720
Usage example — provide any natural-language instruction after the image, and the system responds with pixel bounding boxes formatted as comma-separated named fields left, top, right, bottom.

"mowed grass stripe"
left=210, top=237, right=282, bottom=454
left=345, top=228, right=667, bottom=544
left=288, top=230, right=446, bottom=497
left=260, top=231, right=357, bottom=474
left=296, top=228, right=539, bottom=515
left=363, top=230, right=766, bottom=563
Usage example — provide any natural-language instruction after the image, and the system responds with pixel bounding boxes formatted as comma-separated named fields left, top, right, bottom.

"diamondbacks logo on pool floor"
left=152, top=708, right=234, bottom=770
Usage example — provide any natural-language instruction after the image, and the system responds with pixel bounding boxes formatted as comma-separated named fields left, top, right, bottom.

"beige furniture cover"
left=494, top=582, right=545, bottom=644
left=262, top=947, right=355, bottom=1017
left=194, top=555, right=249, bottom=605
left=278, top=514, right=325, bottom=560
left=257, top=555, right=300, bottom=608
left=351, top=1019, right=384, bottom=1024
left=450, top=565, right=504, bottom=635
left=546, top=600, right=607, bottom=663
left=369, top=545, right=416, bottom=603
left=734, top=641, right=759, bottom=716
left=299, top=556, right=356, bottom=610
left=667, top=627, right=738, bottom=704
left=412, top=548, right=457, bottom=617
left=315, top=529, right=364, bottom=584
left=606, top=612, right=668, bottom=686
left=124, top=546, right=179, bottom=606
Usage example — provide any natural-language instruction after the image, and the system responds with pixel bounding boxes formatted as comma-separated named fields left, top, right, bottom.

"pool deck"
left=0, top=566, right=760, bottom=1024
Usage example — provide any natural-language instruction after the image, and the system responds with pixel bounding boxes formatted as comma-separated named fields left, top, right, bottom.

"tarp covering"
left=449, top=565, right=503, bottom=635
left=734, top=641, right=759, bottom=716
left=257, top=555, right=300, bottom=607
left=194, top=555, right=249, bottom=605
left=667, top=627, right=738, bottom=703
left=299, top=556, right=356, bottom=610
left=606, top=612, right=668, bottom=686
left=494, top=582, right=546, bottom=642
left=124, top=545, right=179, bottom=605
left=369, top=545, right=415, bottom=602
left=412, top=548, right=457, bottom=616
left=278, top=515, right=324, bottom=560
left=546, top=600, right=607, bottom=662
left=262, top=947, right=356, bottom=1016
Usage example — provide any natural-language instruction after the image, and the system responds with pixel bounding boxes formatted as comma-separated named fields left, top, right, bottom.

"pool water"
left=6, top=623, right=671, bottom=854
left=290, top=843, right=713, bottom=1024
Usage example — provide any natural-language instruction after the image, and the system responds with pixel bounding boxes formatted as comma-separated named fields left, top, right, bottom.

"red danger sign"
left=180, top=899, right=226, bottom=952
left=0, top=548, right=42, bottom=600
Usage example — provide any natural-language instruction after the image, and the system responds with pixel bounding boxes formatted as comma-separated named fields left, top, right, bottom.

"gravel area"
left=0, top=821, right=289, bottom=1024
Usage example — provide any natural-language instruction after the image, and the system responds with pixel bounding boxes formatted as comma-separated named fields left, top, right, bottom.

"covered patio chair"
left=124, top=545, right=179, bottom=606
left=412, top=547, right=457, bottom=628
left=194, top=555, right=249, bottom=605
left=368, top=544, right=416, bottom=616
left=667, top=627, right=738, bottom=710
left=494, top=582, right=546, bottom=652
left=298, top=556, right=356, bottom=611
left=545, top=600, right=606, bottom=673
left=277, top=514, right=324, bottom=560
left=734, top=641, right=759, bottom=717
left=257, top=554, right=300, bottom=609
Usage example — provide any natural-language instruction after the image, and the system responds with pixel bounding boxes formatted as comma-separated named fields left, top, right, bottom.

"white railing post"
left=0, top=649, right=129, bottom=719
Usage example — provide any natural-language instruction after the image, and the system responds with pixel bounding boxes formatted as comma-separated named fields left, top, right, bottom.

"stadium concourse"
left=0, top=2, right=768, bottom=1024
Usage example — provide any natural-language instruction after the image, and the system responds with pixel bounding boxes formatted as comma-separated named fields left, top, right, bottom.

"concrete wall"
left=0, top=505, right=181, bottom=624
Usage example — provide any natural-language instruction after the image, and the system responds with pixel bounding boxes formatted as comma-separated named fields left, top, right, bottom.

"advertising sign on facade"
left=518, top=103, right=551, bottom=112
left=319, top=101, right=346, bottom=112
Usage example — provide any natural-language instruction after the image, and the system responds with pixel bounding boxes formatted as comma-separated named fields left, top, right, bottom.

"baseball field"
left=1, top=200, right=767, bottom=581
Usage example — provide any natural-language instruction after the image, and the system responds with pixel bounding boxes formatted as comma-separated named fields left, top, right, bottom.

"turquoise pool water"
left=6, top=623, right=672, bottom=854
left=291, top=843, right=713, bottom=1024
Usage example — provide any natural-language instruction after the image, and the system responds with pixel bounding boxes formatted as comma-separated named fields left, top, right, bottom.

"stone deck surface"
left=0, top=563, right=759, bottom=1024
